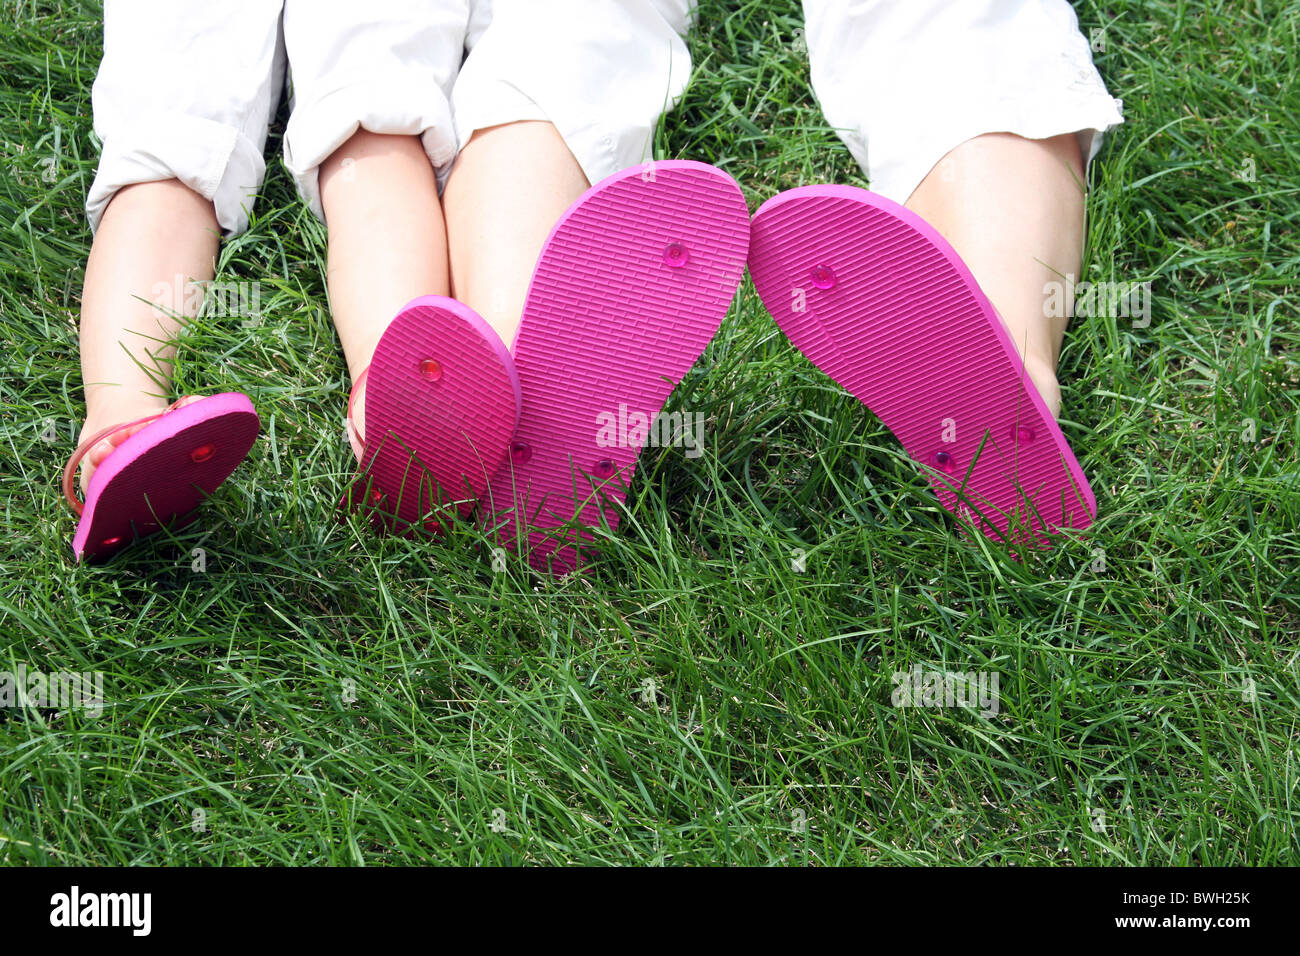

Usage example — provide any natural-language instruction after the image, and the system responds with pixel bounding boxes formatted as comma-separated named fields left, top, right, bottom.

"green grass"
left=1, top=0, right=1297, bottom=865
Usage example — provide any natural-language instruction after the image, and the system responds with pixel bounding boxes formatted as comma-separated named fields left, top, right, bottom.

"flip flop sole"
left=486, top=160, right=750, bottom=575
left=352, top=295, right=520, bottom=530
left=748, top=185, right=1096, bottom=545
left=73, top=393, right=259, bottom=562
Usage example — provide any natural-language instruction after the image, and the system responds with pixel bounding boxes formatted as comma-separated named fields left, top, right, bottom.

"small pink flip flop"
left=63, top=393, right=260, bottom=562
left=343, top=295, right=520, bottom=531
left=483, top=160, right=750, bottom=575
left=747, top=185, right=1096, bottom=546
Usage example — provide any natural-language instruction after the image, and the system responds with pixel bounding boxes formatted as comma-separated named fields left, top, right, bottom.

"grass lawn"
left=0, top=0, right=1297, bottom=865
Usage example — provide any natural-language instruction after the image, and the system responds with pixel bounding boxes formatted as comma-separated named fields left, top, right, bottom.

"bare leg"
left=318, top=129, right=449, bottom=435
left=441, top=121, right=590, bottom=347
left=77, top=179, right=219, bottom=487
left=905, top=132, right=1086, bottom=418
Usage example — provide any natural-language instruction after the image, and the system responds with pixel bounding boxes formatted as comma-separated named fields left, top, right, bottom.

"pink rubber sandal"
left=747, top=185, right=1095, bottom=547
left=483, top=160, right=751, bottom=575
left=63, top=393, right=260, bottom=562
left=342, top=295, right=521, bottom=532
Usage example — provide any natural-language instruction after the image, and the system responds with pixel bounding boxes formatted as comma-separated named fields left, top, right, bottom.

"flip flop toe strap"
left=61, top=398, right=193, bottom=516
left=346, top=367, right=369, bottom=462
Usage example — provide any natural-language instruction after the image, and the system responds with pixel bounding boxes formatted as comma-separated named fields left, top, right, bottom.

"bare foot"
left=1023, top=357, right=1063, bottom=420
left=77, top=395, right=205, bottom=492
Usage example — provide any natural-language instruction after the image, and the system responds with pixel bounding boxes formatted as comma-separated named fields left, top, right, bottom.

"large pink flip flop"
left=63, top=393, right=260, bottom=562
left=343, top=295, right=520, bottom=531
left=748, top=185, right=1095, bottom=546
left=484, top=160, right=750, bottom=575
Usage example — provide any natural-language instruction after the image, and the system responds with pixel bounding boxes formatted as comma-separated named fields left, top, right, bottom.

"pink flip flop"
left=483, top=160, right=750, bottom=575
left=63, top=393, right=260, bottom=562
left=343, top=295, right=521, bottom=532
left=747, top=185, right=1096, bottom=546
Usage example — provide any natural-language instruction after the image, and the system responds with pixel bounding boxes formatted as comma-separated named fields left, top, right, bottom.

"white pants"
left=87, top=0, right=694, bottom=236
left=803, top=0, right=1125, bottom=203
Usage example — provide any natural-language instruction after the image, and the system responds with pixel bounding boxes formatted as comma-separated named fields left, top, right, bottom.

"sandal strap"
left=346, top=367, right=369, bottom=462
left=61, top=398, right=192, bottom=516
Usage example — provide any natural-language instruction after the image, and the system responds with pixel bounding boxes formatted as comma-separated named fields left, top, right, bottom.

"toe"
left=88, top=437, right=117, bottom=468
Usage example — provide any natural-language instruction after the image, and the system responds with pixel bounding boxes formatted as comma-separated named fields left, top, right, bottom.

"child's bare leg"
left=319, top=130, right=449, bottom=397
left=78, top=179, right=219, bottom=485
left=441, top=121, right=590, bottom=346
left=904, top=131, right=1086, bottom=418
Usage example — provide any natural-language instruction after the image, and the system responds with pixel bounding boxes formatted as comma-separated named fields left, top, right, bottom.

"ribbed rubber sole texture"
left=349, top=296, right=520, bottom=531
left=485, top=161, right=750, bottom=575
left=73, top=392, right=259, bottom=562
left=748, top=185, right=1095, bottom=546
